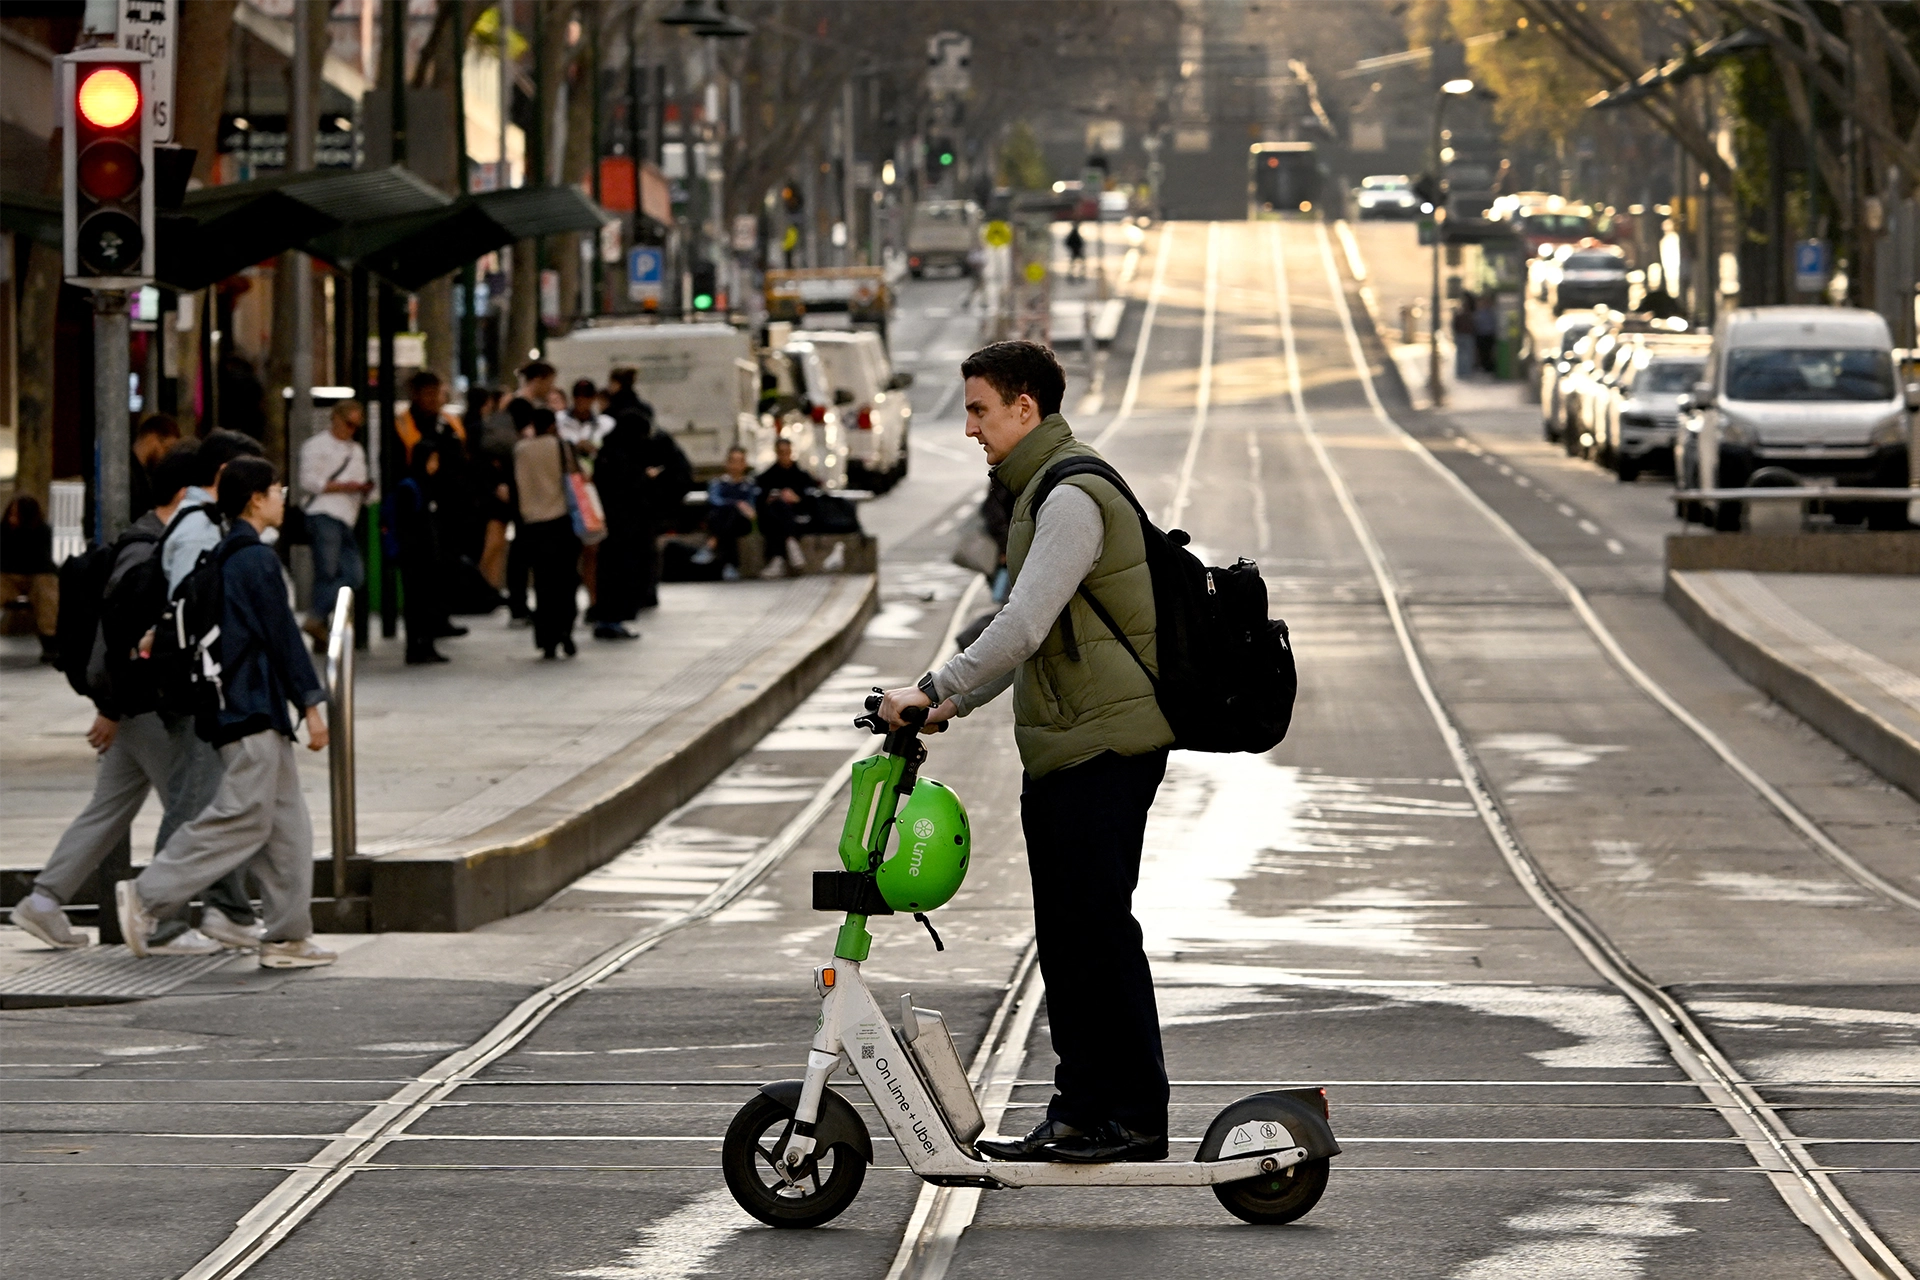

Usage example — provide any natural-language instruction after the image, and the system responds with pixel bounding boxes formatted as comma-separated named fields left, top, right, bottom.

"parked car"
left=1508, top=207, right=1600, bottom=256
left=1545, top=245, right=1630, bottom=315
left=1597, top=337, right=1708, bottom=481
left=1538, top=313, right=1598, bottom=442
left=800, top=329, right=913, bottom=491
left=755, top=339, right=850, bottom=491
left=1677, top=306, right=1918, bottom=529
left=1355, top=174, right=1418, bottom=219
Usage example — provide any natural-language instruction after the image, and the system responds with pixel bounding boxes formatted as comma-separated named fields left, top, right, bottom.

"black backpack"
left=96, top=504, right=216, bottom=717
left=51, top=527, right=158, bottom=700
left=151, top=533, right=243, bottom=734
left=1029, top=456, right=1297, bottom=754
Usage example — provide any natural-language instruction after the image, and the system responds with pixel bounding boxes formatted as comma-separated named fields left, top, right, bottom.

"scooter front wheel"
left=1213, top=1157, right=1330, bottom=1225
left=723, top=1093, right=867, bottom=1228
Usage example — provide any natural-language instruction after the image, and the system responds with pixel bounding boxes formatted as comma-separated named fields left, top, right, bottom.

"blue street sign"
left=1793, top=239, right=1828, bottom=294
left=627, top=245, right=663, bottom=304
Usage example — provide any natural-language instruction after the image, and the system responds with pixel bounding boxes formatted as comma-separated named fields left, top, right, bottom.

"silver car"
left=1598, top=340, right=1707, bottom=481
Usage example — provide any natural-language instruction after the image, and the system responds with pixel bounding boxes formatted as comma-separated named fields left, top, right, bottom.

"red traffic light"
left=78, top=66, right=140, bottom=130
left=78, top=139, right=142, bottom=201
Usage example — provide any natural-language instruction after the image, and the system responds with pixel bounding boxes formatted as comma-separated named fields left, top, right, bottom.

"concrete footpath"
left=1666, top=570, right=1920, bottom=801
left=0, top=571, right=874, bottom=935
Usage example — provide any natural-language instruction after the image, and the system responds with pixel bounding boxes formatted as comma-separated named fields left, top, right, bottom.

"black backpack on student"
left=51, top=528, right=158, bottom=699
left=151, top=533, right=244, bottom=735
left=96, top=505, right=216, bottom=717
left=1029, top=456, right=1297, bottom=754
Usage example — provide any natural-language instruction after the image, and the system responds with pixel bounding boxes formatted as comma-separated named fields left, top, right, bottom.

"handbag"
left=561, top=441, right=608, bottom=546
left=950, top=509, right=1000, bottom=576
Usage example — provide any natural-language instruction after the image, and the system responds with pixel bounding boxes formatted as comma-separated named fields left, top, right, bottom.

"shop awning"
left=334, top=185, right=612, bottom=290
left=158, top=166, right=453, bottom=290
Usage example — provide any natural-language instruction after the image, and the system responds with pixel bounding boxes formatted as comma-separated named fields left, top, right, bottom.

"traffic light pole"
left=93, top=288, right=132, bottom=542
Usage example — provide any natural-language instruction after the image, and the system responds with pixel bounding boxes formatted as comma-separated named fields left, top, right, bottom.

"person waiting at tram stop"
left=755, top=436, right=822, bottom=578
left=696, top=446, right=760, bottom=580
left=878, top=339, right=1173, bottom=1165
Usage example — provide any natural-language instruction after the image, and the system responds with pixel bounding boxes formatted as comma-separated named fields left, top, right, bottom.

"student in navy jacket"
left=117, top=458, right=339, bottom=969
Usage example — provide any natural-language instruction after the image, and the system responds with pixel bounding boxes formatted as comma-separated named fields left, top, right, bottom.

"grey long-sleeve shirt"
left=932, top=485, right=1104, bottom=715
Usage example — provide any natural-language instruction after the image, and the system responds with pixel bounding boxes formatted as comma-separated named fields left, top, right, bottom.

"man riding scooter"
left=878, top=340, right=1173, bottom=1164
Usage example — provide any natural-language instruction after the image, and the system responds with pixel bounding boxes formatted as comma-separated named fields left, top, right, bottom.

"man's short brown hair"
left=961, top=341, right=1065, bottom=418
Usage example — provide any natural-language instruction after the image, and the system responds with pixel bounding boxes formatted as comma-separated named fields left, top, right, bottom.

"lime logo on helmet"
left=912, top=818, right=935, bottom=840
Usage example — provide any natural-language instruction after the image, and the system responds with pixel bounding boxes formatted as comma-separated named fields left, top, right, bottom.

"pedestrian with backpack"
left=12, top=443, right=257, bottom=953
left=161, top=429, right=265, bottom=594
left=117, top=458, right=337, bottom=969
left=878, top=341, right=1299, bottom=1165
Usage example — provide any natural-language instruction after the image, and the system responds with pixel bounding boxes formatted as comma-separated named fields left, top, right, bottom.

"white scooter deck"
left=779, top=959, right=1311, bottom=1189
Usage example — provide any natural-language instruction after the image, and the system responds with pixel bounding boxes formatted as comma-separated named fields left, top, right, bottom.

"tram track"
left=1278, top=218, right=1913, bottom=1280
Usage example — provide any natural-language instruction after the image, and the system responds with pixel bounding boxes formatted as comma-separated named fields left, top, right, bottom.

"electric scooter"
left=721, top=695, right=1341, bottom=1228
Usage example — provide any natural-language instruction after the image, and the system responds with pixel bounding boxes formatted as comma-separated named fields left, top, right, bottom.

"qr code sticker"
left=860, top=1044, right=875, bottom=1059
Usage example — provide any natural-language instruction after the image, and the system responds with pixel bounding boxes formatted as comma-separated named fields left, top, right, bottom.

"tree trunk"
left=14, top=240, right=62, bottom=507
left=509, top=238, right=538, bottom=369
left=175, top=1, right=236, bottom=183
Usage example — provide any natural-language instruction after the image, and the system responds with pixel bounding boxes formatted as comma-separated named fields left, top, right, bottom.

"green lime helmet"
left=876, top=778, right=971, bottom=913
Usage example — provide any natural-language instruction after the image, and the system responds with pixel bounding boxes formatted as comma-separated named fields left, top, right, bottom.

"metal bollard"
left=324, top=586, right=357, bottom=926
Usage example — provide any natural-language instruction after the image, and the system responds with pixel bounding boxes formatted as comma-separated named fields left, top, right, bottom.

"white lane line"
left=1578, top=519, right=1602, bottom=536
left=1093, top=221, right=1174, bottom=447
left=1558, top=503, right=1578, bottom=518
left=1300, top=219, right=1914, bottom=1280
left=1248, top=429, right=1271, bottom=554
left=885, top=943, right=1042, bottom=1280
left=1607, top=540, right=1626, bottom=555
left=1163, top=221, right=1220, bottom=529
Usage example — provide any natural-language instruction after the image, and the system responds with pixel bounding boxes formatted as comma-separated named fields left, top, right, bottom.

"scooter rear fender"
left=759, top=1080, right=875, bottom=1162
left=1196, top=1089, right=1341, bottom=1163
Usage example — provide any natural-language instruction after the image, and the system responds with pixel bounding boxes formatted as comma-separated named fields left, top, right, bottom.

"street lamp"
left=1428, top=78, right=1476, bottom=408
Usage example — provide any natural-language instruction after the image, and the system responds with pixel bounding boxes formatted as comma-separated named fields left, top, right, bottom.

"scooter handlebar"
left=854, top=692, right=946, bottom=734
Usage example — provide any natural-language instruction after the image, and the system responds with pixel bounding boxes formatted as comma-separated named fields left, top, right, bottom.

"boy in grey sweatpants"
left=117, top=458, right=337, bottom=970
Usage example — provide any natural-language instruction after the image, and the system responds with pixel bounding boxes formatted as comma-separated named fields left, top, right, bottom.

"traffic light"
left=928, top=137, right=956, bottom=180
left=780, top=182, right=804, bottom=213
left=1411, top=172, right=1442, bottom=210
left=61, top=50, right=154, bottom=286
left=691, top=262, right=717, bottom=312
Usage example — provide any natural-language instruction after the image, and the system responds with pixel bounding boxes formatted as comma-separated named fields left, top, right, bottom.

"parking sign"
left=1793, top=240, right=1828, bottom=294
left=627, top=245, right=663, bottom=305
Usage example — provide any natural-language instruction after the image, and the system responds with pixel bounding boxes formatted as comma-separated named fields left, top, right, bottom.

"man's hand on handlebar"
left=878, top=685, right=958, bottom=732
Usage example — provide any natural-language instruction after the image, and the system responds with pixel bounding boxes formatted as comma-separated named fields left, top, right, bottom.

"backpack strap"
left=1073, top=583, right=1158, bottom=690
left=159, top=503, right=217, bottom=549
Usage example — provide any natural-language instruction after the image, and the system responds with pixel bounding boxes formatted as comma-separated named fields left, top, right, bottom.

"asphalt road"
left=4, top=223, right=1917, bottom=1280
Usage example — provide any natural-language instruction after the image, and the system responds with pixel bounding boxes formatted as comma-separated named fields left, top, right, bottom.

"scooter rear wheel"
left=1213, top=1156, right=1330, bottom=1225
left=723, top=1093, right=867, bottom=1228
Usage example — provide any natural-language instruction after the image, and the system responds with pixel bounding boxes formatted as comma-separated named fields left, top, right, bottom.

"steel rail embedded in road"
left=1292, top=219, right=1913, bottom=1280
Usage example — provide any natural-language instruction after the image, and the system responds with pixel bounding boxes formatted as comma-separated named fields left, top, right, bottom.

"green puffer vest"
left=995, top=414, right=1173, bottom=778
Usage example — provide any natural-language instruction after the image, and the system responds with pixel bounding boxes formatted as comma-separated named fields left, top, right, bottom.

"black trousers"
left=506, top=517, right=531, bottom=616
left=1021, top=747, right=1170, bottom=1136
left=524, top=517, right=580, bottom=651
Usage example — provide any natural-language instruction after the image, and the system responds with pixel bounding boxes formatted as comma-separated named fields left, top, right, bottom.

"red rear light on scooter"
left=857, top=408, right=873, bottom=430
left=1319, top=1087, right=1329, bottom=1118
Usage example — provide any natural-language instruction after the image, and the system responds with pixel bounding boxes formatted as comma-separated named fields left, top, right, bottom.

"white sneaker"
left=147, top=927, right=225, bottom=956
left=820, top=541, right=848, bottom=572
left=115, top=880, right=157, bottom=958
left=259, top=938, right=338, bottom=969
left=10, top=895, right=84, bottom=949
left=759, top=557, right=787, bottom=579
left=786, top=537, right=807, bottom=568
left=199, top=907, right=266, bottom=950
left=721, top=564, right=740, bottom=581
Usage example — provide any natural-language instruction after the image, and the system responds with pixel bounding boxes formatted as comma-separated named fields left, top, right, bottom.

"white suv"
left=798, top=330, right=913, bottom=491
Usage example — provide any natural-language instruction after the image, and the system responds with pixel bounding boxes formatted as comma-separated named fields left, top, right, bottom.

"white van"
left=543, top=323, right=758, bottom=477
left=798, top=330, right=912, bottom=491
left=1679, top=306, right=1917, bottom=527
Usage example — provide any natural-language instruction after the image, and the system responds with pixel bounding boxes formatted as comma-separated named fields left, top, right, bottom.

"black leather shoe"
left=405, top=648, right=449, bottom=665
left=1041, top=1121, right=1168, bottom=1164
left=974, top=1118, right=1081, bottom=1161
left=435, top=623, right=469, bottom=638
